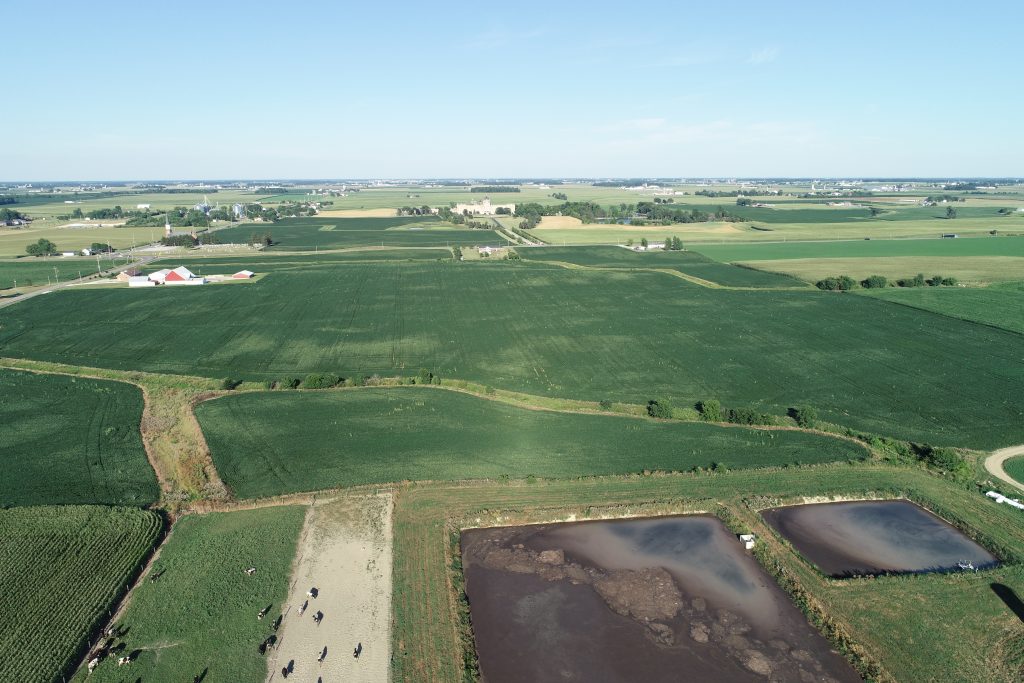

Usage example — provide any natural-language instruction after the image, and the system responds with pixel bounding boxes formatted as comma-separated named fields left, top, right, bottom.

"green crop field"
left=0, top=257, right=122, bottom=290
left=1005, top=456, right=1024, bottom=484
left=81, top=506, right=305, bottom=683
left=213, top=216, right=501, bottom=250
left=391, top=466, right=1024, bottom=683
left=195, top=387, right=866, bottom=499
left=146, top=247, right=452, bottom=274
left=0, top=369, right=158, bottom=506
left=2, top=260, right=1023, bottom=448
left=521, top=245, right=806, bottom=287
left=0, top=506, right=163, bottom=683
left=865, top=281, right=1024, bottom=334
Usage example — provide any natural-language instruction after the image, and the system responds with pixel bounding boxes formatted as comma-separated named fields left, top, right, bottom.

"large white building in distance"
left=451, top=197, right=515, bottom=216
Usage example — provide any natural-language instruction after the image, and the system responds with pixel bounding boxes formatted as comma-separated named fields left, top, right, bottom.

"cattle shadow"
left=991, top=583, right=1024, bottom=623
left=193, top=668, right=208, bottom=683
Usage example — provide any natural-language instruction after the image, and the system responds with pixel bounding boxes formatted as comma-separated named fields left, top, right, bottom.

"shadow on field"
left=991, top=583, right=1024, bottom=623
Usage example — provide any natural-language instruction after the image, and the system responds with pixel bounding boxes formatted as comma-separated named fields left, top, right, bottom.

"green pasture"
left=862, top=281, right=1024, bottom=334
left=0, top=369, right=158, bottom=506
left=80, top=506, right=304, bottom=683
left=694, top=236, right=1024, bottom=262
left=196, top=387, right=865, bottom=499
left=0, top=506, right=163, bottom=683
left=2, top=260, right=1023, bottom=448
left=213, top=216, right=500, bottom=250
left=521, top=245, right=805, bottom=287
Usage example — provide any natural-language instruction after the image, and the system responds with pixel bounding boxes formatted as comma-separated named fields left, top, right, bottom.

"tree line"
left=815, top=273, right=958, bottom=291
left=471, top=186, right=520, bottom=193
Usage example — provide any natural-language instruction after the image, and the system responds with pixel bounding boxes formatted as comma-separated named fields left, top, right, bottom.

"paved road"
left=0, top=256, right=155, bottom=310
left=984, top=444, right=1024, bottom=492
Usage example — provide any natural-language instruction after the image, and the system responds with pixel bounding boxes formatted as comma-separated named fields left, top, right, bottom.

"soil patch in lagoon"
left=762, top=500, right=998, bottom=577
left=461, top=516, right=859, bottom=683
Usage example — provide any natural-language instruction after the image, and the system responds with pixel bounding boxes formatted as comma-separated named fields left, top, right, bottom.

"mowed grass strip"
left=864, top=281, right=1024, bottom=334
left=195, top=387, right=866, bottom=499
left=391, top=466, right=1024, bottom=683
left=2, top=261, right=1024, bottom=447
left=213, top=216, right=500, bottom=250
left=0, top=506, right=163, bottom=683
left=0, top=369, right=158, bottom=506
left=81, top=506, right=305, bottom=683
left=521, top=244, right=805, bottom=287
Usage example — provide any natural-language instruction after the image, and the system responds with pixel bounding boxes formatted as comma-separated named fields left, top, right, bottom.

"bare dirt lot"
left=268, top=492, right=393, bottom=682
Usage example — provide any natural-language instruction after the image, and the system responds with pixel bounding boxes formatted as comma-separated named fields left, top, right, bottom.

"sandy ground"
left=316, top=209, right=398, bottom=218
left=985, top=444, right=1024, bottom=492
left=267, top=492, right=393, bottom=683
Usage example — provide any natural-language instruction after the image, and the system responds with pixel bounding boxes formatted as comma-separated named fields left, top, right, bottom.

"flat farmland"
left=81, top=506, right=305, bottom=683
left=0, top=506, right=163, bottom=683
left=147, top=247, right=452, bottom=273
left=864, top=281, right=1024, bottom=333
left=0, top=257, right=113, bottom=290
left=0, top=223, right=169, bottom=258
left=0, top=369, right=158, bottom=506
left=195, top=387, right=866, bottom=499
left=2, top=261, right=1023, bottom=447
left=521, top=245, right=805, bottom=287
left=213, top=216, right=500, bottom=250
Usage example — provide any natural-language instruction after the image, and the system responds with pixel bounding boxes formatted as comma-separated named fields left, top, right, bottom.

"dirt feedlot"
left=269, top=492, right=393, bottom=682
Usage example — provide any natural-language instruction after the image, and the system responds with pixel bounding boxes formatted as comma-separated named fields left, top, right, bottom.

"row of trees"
left=815, top=273, right=958, bottom=290
left=25, top=238, right=57, bottom=256
left=222, top=368, right=441, bottom=392
left=645, top=397, right=817, bottom=428
left=0, top=207, right=27, bottom=221
left=471, top=186, right=519, bottom=193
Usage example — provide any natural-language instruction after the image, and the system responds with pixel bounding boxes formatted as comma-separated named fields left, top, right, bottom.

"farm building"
left=232, top=270, right=255, bottom=279
left=128, top=276, right=155, bottom=288
left=115, top=268, right=142, bottom=282
left=148, top=266, right=206, bottom=285
left=452, top=197, right=515, bottom=216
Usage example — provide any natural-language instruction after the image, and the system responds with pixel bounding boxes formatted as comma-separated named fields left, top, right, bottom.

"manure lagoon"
left=762, top=499, right=997, bottom=577
left=461, top=515, right=860, bottom=683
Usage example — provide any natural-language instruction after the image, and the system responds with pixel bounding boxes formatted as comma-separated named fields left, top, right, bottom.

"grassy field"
left=81, top=506, right=305, bottom=683
left=195, top=387, right=866, bottom=499
left=521, top=245, right=806, bottom=287
left=1004, top=456, right=1024, bottom=484
left=0, top=506, right=163, bottom=683
left=0, top=369, right=158, bottom=506
left=0, top=224, right=173, bottom=258
left=213, top=216, right=501, bottom=250
left=738, top=256, right=1024, bottom=285
left=2, top=260, right=1023, bottom=448
left=693, top=236, right=1024, bottom=262
left=390, top=465, right=1024, bottom=683
left=864, top=281, right=1024, bottom=334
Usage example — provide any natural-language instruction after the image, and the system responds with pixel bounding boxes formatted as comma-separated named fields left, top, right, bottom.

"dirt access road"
left=268, top=492, right=393, bottom=682
left=984, top=445, right=1024, bottom=492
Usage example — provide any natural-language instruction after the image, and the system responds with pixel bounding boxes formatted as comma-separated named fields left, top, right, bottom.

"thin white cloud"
left=747, top=46, right=780, bottom=65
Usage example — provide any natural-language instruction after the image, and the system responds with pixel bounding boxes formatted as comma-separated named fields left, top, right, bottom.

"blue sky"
left=4, top=0, right=1022, bottom=180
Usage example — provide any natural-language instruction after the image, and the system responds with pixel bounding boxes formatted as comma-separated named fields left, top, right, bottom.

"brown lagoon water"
left=461, top=515, right=860, bottom=683
left=762, top=500, right=998, bottom=577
